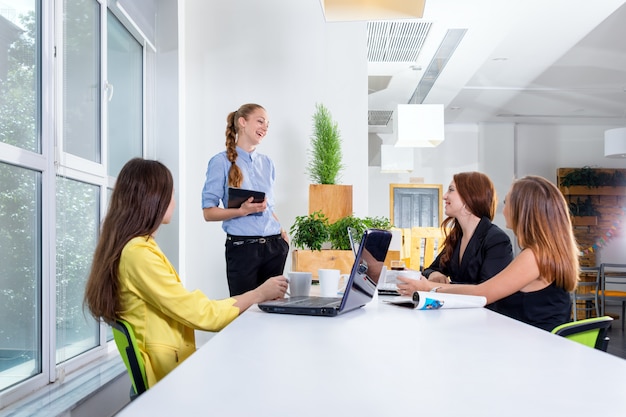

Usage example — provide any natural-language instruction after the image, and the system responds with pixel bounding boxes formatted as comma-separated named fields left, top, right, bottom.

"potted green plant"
left=289, top=211, right=329, bottom=252
left=327, top=215, right=366, bottom=250
left=327, top=215, right=392, bottom=250
left=291, top=213, right=392, bottom=279
left=306, top=103, right=352, bottom=224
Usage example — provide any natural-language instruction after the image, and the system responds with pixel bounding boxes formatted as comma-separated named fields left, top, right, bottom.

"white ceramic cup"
left=318, top=268, right=341, bottom=297
left=288, top=271, right=312, bottom=297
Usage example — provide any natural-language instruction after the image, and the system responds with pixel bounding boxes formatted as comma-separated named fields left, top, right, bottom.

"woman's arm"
left=398, top=249, right=543, bottom=304
left=232, top=275, right=288, bottom=311
left=202, top=197, right=267, bottom=221
left=427, top=271, right=449, bottom=283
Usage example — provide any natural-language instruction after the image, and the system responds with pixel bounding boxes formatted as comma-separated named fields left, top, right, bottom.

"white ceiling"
left=367, top=0, right=626, bottom=132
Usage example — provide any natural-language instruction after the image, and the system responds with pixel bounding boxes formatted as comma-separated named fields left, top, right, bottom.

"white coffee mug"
left=288, top=271, right=312, bottom=297
left=318, top=268, right=341, bottom=297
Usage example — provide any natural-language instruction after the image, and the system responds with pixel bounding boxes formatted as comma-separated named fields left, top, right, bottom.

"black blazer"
left=422, top=217, right=513, bottom=285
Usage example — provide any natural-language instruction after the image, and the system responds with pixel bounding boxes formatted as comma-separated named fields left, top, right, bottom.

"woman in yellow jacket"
left=84, top=158, right=288, bottom=387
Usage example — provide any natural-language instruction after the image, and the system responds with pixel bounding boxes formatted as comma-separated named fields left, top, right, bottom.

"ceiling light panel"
left=409, top=28, right=467, bottom=104
left=367, top=20, right=432, bottom=63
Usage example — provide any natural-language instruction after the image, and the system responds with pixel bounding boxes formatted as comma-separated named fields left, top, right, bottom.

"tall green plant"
left=307, top=103, right=344, bottom=184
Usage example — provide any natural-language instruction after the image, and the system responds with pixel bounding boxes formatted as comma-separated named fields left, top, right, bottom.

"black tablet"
left=227, top=187, right=265, bottom=208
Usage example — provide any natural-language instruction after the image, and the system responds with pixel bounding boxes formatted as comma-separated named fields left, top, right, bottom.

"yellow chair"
left=551, top=316, right=613, bottom=351
left=112, top=319, right=148, bottom=400
left=408, top=227, right=447, bottom=271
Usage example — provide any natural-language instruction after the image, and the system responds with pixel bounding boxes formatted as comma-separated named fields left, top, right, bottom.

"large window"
left=107, top=10, right=143, bottom=177
left=63, top=0, right=101, bottom=162
left=0, top=0, right=146, bottom=403
left=55, top=176, right=100, bottom=363
left=0, top=0, right=41, bottom=394
left=0, top=163, right=41, bottom=391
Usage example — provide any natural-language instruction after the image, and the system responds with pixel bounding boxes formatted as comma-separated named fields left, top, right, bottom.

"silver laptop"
left=258, top=229, right=392, bottom=316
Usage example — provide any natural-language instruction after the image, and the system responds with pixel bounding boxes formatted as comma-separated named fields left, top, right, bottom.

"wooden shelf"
left=560, top=186, right=626, bottom=196
left=572, top=216, right=598, bottom=226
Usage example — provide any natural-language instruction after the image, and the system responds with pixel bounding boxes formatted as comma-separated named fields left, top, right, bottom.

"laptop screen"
left=347, top=226, right=360, bottom=258
left=339, top=229, right=392, bottom=312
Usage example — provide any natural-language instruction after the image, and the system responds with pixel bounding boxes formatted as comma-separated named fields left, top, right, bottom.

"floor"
left=603, top=304, right=626, bottom=359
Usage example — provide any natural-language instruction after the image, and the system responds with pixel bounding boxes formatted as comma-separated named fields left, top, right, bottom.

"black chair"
left=551, top=316, right=613, bottom=352
left=112, top=319, right=148, bottom=400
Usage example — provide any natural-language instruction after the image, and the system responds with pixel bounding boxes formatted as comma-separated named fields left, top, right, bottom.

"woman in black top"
left=422, top=172, right=513, bottom=286
left=400, top=176, right=579, bottom=331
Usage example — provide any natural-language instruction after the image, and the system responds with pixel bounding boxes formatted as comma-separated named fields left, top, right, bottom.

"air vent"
left=368, top=110, right=394, bottom=126
left=367, top=20, right=432, bottom=63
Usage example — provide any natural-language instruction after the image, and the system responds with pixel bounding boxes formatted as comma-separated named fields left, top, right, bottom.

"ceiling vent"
left=368, top=110, right=394, bottom=126
left=367, top=20, right=432, bottom=62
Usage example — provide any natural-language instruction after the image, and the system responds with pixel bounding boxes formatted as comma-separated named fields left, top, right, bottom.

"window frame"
left=0, top=0, right=151, bottom=405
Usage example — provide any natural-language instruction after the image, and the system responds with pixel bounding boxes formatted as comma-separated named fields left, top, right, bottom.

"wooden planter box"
left=292, top=249, right=353, bottom=279
left=560, top=186, right=626, bottom=196
left=309, top=184, right=353, bottom=224
left=292, top=248, right=402, bottom=280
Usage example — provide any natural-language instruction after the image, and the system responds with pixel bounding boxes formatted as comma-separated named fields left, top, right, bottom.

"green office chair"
left=112, top=319, right=148, bottom=400
left=551, top=316, right=613, bottom=352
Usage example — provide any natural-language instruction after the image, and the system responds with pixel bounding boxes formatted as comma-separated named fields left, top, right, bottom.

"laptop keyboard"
left=378, top=282, right=398, bottom=291
left=290, top=297, right=341, bottom=307
left=377, top=282, right=400, bottom=296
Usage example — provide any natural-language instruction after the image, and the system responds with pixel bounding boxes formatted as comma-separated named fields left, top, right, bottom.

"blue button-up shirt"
left=202, top=147, right=281, bottom=237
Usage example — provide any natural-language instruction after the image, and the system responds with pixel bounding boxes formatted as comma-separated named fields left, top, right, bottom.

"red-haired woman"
left=422, top=171, right=513, bottom=286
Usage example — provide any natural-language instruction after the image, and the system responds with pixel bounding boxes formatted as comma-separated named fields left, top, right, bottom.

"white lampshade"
left=393, top=104, right=445, bottom=147
left=319, top=0, right=425, bottom=21
left=605, top=128, right=626, bottom=158
left=380, top=145, right=414, bottom=173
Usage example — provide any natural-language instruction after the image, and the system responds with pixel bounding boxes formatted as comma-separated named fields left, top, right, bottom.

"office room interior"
left=2, top=0, right=626, bottom=415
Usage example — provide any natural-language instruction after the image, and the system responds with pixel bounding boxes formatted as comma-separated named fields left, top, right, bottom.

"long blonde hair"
left=225, top=103, right=264, bottom=187
left=507, top=175, right=579, bottom=291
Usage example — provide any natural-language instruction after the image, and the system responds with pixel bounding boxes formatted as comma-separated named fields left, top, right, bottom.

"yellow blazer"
left=118, top=236, right=239, bottom=387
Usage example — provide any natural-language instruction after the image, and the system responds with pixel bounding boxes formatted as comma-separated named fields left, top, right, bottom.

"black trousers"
left=225, top=234, right=289, bottom=296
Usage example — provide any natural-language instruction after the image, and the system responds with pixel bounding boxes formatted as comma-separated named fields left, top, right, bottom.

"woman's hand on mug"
left=256, top=275, right=288, bottom=301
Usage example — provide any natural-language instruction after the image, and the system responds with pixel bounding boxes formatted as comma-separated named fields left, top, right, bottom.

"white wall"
left=179, top=0, right=367, bottom=343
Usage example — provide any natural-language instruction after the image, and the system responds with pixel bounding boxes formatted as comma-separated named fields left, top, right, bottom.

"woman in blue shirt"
left=202, top=103, right=289, bottom=296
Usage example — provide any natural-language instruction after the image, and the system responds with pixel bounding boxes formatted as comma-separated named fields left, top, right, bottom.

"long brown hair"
left=439, top=172, right=497, bottom=268
left=84, top=158, right=174, bottom=324
left=506, top=175, right=579, bottom=291
left=225, top=103, right=265, bottom=187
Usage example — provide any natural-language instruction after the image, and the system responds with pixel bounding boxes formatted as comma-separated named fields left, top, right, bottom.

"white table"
left=116, top=295, right=626, bottom=417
